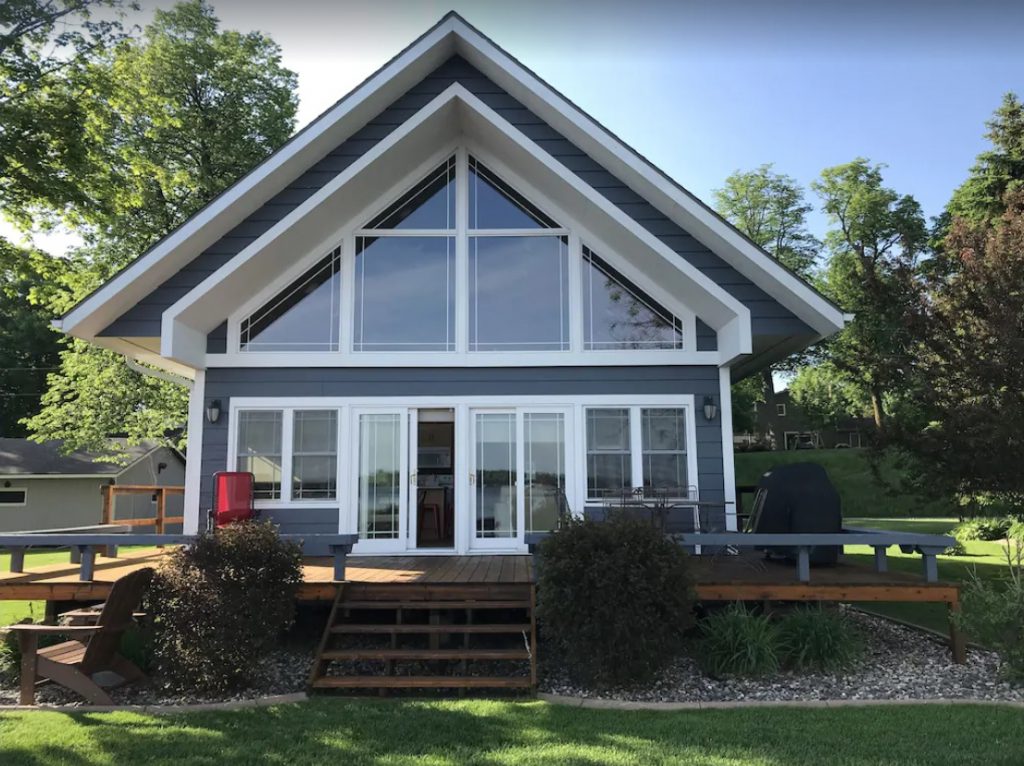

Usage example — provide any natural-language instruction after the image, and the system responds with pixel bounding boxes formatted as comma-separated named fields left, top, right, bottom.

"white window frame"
left=0, top=487, right=27, bottom=507
left=229, top=407, right=342, bottom=509
left=582, top=404, right=698, bottom=503
left=776, top=403, right=787, bottom=417
left=222, top=143, right=701, bottom=367
left=227, top=394, right=697, bottom=554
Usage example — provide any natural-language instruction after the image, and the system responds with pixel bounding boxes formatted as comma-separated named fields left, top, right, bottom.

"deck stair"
left=309, top=582, right=537, bottom=692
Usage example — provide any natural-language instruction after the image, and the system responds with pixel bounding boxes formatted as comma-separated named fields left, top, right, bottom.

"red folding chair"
left=210, top=471, right=257, bottom=529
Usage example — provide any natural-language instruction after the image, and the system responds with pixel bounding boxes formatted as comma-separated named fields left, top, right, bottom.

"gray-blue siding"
left=200, top=366, right=726, bottom=546
left=102, top=54, right=810, bottom=342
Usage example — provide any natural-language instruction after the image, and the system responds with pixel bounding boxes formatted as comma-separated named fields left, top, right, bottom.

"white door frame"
left=349, top=406, right=410, bottom=554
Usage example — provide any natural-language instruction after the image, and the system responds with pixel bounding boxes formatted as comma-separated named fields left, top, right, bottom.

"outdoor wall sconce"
left=205, top=399, right=222, bottom=424
left=703, top=395, right=718, bottom=421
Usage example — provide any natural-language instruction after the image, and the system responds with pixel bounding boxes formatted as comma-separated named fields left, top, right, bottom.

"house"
left=53, top=14, right=846, bottom=555
left=736, top=390, right=871, bottom=451
left=0, top=439, right=185, bottom=533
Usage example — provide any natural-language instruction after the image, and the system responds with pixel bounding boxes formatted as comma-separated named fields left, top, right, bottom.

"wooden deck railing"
left=100, top=485, right=185, bottom=533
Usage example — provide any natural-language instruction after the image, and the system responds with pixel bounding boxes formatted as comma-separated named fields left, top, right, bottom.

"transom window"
left=236, top=150, right=695, bottom=356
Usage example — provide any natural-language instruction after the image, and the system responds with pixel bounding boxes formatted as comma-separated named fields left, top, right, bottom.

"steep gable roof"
left=58, top=12, right=844, bottom=357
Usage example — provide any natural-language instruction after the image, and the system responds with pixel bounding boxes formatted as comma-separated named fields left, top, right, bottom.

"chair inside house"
left=8, top=567, right=154, bottom=705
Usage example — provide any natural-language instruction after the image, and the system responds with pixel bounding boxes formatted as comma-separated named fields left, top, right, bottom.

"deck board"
left=0, top=548, right=958, bottom=606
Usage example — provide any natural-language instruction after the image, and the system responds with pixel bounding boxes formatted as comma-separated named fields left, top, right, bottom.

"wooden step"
left=321, top=648, right=529, bottom=661
left=344, top=584, right=532, bottom=601
left=332, top=623, right=531, bottom=635
left=312, top=675, right=533, bottom=689
left=341, top=600, right=530, bottom=610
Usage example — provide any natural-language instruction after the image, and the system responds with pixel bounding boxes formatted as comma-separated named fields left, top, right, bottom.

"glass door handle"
left=469, top=473, right=475, bottom=485
left=409, top=472, right=417, bottom=485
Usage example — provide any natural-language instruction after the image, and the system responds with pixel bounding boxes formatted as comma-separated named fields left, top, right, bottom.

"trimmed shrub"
left=148, top=521, right=303, bottom=693
left=957, top=543, right=1024, bottom=682
left=945, top=541, right=968, bottom=557
left=536, top=513, right=695, bottom=687
left=696, top=603, right=780, bottom=677
left=777, top=606, right=865, bottom=672
left=953, top=517, right=1015, bottom=543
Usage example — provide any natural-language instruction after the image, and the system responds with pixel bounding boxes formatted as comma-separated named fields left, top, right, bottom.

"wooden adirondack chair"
left=8, top=567, right=154, bottom=705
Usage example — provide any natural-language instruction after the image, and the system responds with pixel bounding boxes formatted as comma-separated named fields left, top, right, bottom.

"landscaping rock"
left=539, top=609, right=1024, bottom=704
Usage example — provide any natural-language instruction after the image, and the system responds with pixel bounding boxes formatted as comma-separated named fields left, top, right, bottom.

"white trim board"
left=59, top=13, right=842, bottom=356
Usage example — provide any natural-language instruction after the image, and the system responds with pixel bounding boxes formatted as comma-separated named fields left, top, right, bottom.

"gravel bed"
left=0, top=644, right=315, bottom=708
left=540, top=609, right=1024, bottom=704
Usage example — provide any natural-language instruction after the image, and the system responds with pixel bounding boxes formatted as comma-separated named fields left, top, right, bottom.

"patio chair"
left=7, top=567, right=154, bottom=705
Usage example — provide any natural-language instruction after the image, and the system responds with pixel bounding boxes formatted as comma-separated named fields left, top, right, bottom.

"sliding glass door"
left=352, top=408, right=409, bottom=552
left=470, top=407, right=571, bottom=551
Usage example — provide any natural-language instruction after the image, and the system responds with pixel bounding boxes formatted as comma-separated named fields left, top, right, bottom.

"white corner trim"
left=182, top=369, right=205, bottom=535
left=719, top=367, right=738, bottom=531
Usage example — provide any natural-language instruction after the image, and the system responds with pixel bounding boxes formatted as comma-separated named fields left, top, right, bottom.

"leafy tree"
left=730, top=377, right=764, bottom=434
left=0, top=0, right=132, bottom=226
left=714, top=165, right=820, bottom=437
left=896, top=190, right=1024, bottom=511
left=23, top=0, right=297, bottom=455
left=0, top=241, right=65, bottom=436
left=946, top=93, right=1024, bottom=228
left=714, top=164, right=819, bottom=276
left=812, top=159, right=927, bottom=434
left=787, top=362, right=870, bottom=433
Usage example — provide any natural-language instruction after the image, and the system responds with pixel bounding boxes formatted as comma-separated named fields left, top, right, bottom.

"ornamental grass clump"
left=536, top=513, right=695, bottom=688
left=777, top=605, right=865, bottom=673
left=696, top=603, right=780, bottom=677
left=148, top=521, right=303, bottom=693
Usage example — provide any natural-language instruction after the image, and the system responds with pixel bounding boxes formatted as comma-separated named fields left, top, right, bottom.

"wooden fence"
left=100, top=484, right=185, bottom=533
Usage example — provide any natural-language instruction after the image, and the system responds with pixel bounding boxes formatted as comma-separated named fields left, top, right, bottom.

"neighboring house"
left=53, top=14, right=846, bottom=554
left=0, top=439, right=185, bottom=533
left=736, top=390, right=871, bottom=451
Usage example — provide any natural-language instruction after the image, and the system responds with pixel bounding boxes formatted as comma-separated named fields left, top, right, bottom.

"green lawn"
left=2, top=698, right=1023, bottom=765
left=0, top=550, right=74, bottom=625
left=845, top=517, right=1014, bottom=635
left=734, top=448, right=955, bottom=518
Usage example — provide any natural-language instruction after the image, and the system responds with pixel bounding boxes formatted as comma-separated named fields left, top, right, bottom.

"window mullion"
left=282, top=410, right=295, bottom=503
left=568, top=231, right=583, bottom=352
left=455, top=147, right=469, bottom=354
left=630, top=407, right=644, bottom=490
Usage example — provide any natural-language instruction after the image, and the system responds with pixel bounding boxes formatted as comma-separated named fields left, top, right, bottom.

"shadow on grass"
left=3, top=698, right=1024, bottom=766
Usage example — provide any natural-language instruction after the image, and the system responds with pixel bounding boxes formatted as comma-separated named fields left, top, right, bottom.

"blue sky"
left=7, top=0, right=1024, bottom=252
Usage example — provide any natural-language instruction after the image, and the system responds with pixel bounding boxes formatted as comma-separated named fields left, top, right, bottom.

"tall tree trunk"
left=870, top=385, right=886, bottom=435
left=761, top=368, right=778, bottom=449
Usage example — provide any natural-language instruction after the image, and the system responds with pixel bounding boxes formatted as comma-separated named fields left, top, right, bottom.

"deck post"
left=948, top=596, right=967, bottom=664
left=796, top=547, right=811, bottom=583
left=919, top=549, right=942, bottom=583
left=78, top=546, right=95, bottom=581
left=873, top=546, right=888, bottom=573
left=9, top=547, right=26, bottom=573
left=100, top=484, right=113, bottom=525
left=332, top=547, right=348, bottom=582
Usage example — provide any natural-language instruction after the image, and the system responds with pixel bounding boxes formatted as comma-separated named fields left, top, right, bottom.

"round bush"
left=697, top=603, right=780, bottom=677
left=954, top=517, right=1014, bottom=543
left=536, top=513, right=695, bottom=687
left=148, top=521, right=303, bottom=693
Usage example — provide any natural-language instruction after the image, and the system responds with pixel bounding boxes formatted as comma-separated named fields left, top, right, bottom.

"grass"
left=734, top=448, right=955, bottom=518
left=845, top=517, right=1015, bottom=635
left=2, top=698, right=1024, bottom=765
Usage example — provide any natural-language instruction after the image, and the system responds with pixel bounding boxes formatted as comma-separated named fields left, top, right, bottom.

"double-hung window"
left=584, top=405, right=691, bottom=500
left=235, top=409, right=339, bottom=503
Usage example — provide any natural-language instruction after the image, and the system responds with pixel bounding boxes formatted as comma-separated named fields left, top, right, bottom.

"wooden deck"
left=0, top=550, right=535, bottom=602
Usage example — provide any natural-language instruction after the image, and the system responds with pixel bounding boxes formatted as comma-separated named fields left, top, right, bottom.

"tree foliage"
left=895, top=191, right=1024, bottom=509
left=946, top=93, right=1024, bottom=229
left=714, top=164, right=819, bottom=277
left=812, top=159, right=927, bottom=433
left=787, top=362, right=871, bottom=433
left=21, top=0, right=297, bottom=454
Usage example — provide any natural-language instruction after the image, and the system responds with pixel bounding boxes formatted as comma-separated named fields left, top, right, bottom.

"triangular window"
left=582, top=247, right=683, bottom=350
left=240, top=248, right=341, bottom=352
left=365, top=156, right=456, bottom=229
left=469, top=157, right=558, bottom=229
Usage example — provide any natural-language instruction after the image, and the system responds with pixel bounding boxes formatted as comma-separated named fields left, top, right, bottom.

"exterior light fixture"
left=703, top=395, right=718, bottom=421
left=206, top=399, right=222, bottom=424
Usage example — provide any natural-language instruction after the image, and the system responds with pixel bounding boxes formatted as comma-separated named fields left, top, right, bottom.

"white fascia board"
left=164, top=86, right=750, bottom=364
left=450, top=23, right=845, bottom=337
left=89, top=335, right=197, bottom=381
left=60, top=19, right=463, bottom=340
